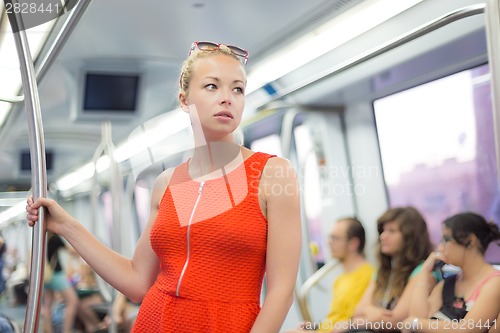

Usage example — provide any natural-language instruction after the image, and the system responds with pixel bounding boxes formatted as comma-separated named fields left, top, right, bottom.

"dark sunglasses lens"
left=197, top=42, right=219, bottom=51
left=228, top=46, right=247, bottom=57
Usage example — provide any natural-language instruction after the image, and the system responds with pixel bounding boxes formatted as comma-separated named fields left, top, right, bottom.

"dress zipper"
left=176, top=181, right=205, bottom=296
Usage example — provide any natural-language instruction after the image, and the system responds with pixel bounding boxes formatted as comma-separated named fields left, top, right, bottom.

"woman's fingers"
left=26, top=196, right=42, bottom=226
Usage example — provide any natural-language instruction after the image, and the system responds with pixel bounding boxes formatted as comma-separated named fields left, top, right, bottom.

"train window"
left=250, top=134, right=283, bottom=156
left=374, top=63, right=500, bottom=263
left=293, top=124, right=325, bottom=268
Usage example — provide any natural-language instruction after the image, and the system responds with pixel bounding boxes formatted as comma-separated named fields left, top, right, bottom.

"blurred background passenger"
left=285, top=217, right=374, bottom=332
left=403, top=212, right=500, bottom=333
left=42, top=232, right=79, bottom=333
left=335, top=207, right=437, bottom=333
left=66, top=251, right=107, bottom=333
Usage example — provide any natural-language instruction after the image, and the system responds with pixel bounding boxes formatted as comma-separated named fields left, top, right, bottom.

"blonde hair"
left=179, top=44, right=245, bottom=97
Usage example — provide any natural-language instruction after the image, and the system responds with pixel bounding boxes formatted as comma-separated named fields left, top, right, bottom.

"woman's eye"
left=205, top=84, right=217, bottom=90
left=234, top=87, right=244, bottom=94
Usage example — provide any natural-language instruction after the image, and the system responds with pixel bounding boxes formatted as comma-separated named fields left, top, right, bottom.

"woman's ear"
left=179, top=92, right=189, bottom=113
left=466, top=234, right=478, bottom=248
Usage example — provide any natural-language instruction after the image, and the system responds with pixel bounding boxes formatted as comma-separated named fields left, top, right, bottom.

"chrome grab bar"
left=297, top=260, right=340, bottom=323
left=258, top=4, right=486, bottom=109
left=5, top=2, right=47, bottom=332
left=4, top=0, right=92, bottom=331
left=485, top=0, right=500, bottom=191
left=0, top=0, right=92, bottom=104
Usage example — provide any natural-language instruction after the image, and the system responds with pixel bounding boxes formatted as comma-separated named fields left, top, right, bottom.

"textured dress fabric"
left=131, top=152, right=275, bottom=333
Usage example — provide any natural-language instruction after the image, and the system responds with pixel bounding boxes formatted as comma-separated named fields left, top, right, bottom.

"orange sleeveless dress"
left=131, top=152, right=274, bottom=332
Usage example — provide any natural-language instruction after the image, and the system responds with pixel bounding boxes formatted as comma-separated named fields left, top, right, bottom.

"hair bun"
left=487, top=221, right=500, bottom=244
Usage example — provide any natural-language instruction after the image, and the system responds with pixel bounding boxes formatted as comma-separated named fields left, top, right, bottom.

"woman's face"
left=437, top=226, right=462, bottom=266
left=180, top=54, right=246, bottom=142
left=379, top=220, right=404, bottom=257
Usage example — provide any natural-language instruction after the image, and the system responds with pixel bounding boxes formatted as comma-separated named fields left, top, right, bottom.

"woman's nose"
left=437, top=242, right=444, bottom=252
left=219, top=88, right=232, bottom=104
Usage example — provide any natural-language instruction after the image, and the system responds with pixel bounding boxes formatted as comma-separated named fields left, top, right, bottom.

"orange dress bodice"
left=131, top=152, right=274, bottom=332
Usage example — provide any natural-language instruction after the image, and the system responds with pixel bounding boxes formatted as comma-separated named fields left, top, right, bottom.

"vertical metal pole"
left=485, top=0, right=500, bottom=190
left=103, top=121, right=122, bottom=333
left=280, top=109, right=317, bottom=322
left=4, top=1, right=48, bottom=332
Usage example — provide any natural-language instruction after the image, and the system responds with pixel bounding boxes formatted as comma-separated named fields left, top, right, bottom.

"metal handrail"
left=258, top=4, right=486, bottom=110
left=297, top=261, right=340, bottom=323
left=4, top=0, right=92, bottom=331
left=5, top=2, right=47, bottom=332
left=280, top=109, right=317, bottom=285
left=35, top=0, right=92, bottom=82
left=0, top=95, right=24, bottom=103
left=90, top=121, right=123, bottom=333
left=0, top=0, right=91, bottom=103
left=485, top=0, right=500, bottom=191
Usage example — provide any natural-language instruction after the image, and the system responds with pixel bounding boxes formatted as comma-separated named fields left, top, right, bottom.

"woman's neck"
left=389, top=255, right=400, bottom=269
left=460, top=251, right=489, bottom=281
left=189, top=141, right=242, bottom=178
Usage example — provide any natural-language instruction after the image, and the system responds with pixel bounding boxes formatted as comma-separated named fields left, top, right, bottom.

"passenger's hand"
left=364, top=305, right=392, bottom=323
left=421, top=251, right=444, bottom=273
left=26, top=196, right=75, bottom=233
left=400, top=317, right=420, bottom=333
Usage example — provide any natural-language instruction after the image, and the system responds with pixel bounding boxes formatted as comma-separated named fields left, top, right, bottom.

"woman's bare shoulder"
left=261, top=156, right=296, bottom=178
left=149, top=166, right=177, bottom=207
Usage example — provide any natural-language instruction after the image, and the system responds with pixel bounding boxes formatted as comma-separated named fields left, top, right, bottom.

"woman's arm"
left=250, top=157, right=301, bottom=333
left=27, top=168, right=172, bottom=302
left=388, top=272, right=435, bottom=323
left=408, top=252, right=444, bottom=319
left=354, top=280, right=391, bottom=322
left=403, top=274, right=500, bottom=333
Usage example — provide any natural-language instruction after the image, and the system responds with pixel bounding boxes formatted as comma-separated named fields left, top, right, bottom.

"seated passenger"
left=42, top=232, right=79, bottom=333
left=0, top=235, right=6, bottom=294
left=285, top=217, right=375, bottom=332
left=402, top=212, right=500, bottom=333
left=73, top=260, right=107, bottom=333
left=335, top=207, right=437, bottom=333
left=106, top=291, right=139, bottom=333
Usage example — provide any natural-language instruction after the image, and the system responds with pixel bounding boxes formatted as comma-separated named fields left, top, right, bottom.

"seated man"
left=286, top=217, right=375, bottom=332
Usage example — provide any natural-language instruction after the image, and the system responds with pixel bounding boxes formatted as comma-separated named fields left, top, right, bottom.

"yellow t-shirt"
left=318, top=262, right=375, bottom=332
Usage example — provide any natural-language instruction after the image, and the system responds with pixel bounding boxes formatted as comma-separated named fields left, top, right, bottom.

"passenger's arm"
left=389, top=271, right=435, bottom=323
left=27, top=168, right=172, bottom=302
left=403, top=276, right=500, bottom=333
left=250, top=157, right=301, bottom=333
left=408, top=253, right=444, bottom=319
left=353, top=280, right=390, bottom=323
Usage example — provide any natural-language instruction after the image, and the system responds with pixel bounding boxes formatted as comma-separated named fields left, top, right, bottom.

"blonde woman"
left=27, top=42, right=301, bottom=333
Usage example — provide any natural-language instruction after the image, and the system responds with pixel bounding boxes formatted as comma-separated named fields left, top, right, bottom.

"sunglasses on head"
left=188, top=41, right=249, bottom=65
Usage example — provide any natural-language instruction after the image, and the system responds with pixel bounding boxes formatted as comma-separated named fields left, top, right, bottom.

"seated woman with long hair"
left=333, top=207, right=438, bottom=333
